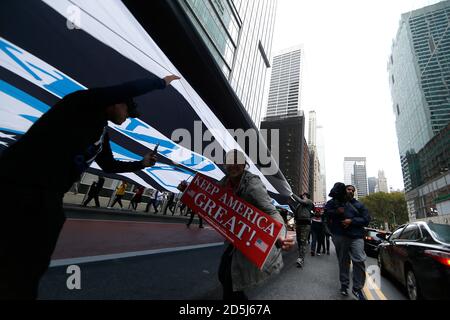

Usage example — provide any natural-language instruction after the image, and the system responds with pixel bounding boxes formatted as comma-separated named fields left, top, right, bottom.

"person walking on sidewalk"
left=310, top=209, right=324, bottom=256
left=217, top=149, right=295, bottom=300
left=186, top=209, right=204, bottom=228
left=325, top=183, right=371, bottom=300
left=82, top=176, right=105, bottom=208
left=0, top=74, right=180, bottom=299
left=289, top=192, right=313, bottom=268
left=130, top=186, right=144, bottom=210
left=321, top=208, right=332, bottom=255
left=110, top=180, right=128, bottom=209
left=163, top=192, right=175, bottom=215
left=146, top=189, right=161, bottom=213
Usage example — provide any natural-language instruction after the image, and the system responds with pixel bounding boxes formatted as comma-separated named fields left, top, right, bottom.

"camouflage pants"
left=295, top=224, right=311, bottom=259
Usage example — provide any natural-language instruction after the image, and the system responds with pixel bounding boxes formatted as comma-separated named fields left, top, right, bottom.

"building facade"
left=301, top=136, right=310, bottom=196
left=344, top=157, right=369, bottom=199
left=377, top=170, right=389, bottom=193
left=307, top=111, right=325, bottom=202
left=388, top=0, right=450, bottom=222
left=178, top=0, right=277, bottom=126
left=388, top=0, right=450, bottom=192
left=261, top=113, right=309, bottom=195
left=265, top=46, right=304, bottom=119
left=309, top=147, right=323, bottom=202
left=308, top=110, right=316, bottom=146
left=368, top=177, right=377, bottom=194
left=316, top=125, right=327, bottom=200
left=405, top=123, right=449, bottom=221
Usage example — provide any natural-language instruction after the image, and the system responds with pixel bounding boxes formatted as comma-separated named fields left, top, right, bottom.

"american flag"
left=255, top=238, right=268, bottom=253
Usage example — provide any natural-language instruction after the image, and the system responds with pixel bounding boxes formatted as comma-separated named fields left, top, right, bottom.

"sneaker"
left=311, top=251, right=315, bottom=256
left=340, top=287, right=348, bottom=296
left=352, top=289, right=366, bottom=300
left=316, top=252, right=321, bottom=256
left=296, top=258, right=304, bottom=268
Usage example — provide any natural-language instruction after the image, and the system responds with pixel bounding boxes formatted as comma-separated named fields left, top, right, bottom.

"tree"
left=360, top=192, right=408, bottom=231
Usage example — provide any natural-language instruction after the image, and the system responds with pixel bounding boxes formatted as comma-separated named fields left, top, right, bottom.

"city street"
left=38, top=209, right=407, bottom=300
left=1, top=0, right=448, bottom=305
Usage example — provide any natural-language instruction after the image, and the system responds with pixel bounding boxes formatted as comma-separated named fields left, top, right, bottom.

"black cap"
left=125, top=98, right=140, bottom=118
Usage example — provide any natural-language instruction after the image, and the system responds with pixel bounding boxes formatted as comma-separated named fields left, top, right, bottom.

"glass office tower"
left=388, top=0, right=450, bottom=220
left=388, top=0, right=450, bottom=192
left=178, top=0, right=277, bottom=127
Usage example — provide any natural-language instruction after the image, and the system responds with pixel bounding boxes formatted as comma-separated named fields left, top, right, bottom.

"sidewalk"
left=63, top=203, right=203, bottom=225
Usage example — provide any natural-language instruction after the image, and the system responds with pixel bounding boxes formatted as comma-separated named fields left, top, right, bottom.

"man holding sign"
left=181, top=149, right=294, bottom=300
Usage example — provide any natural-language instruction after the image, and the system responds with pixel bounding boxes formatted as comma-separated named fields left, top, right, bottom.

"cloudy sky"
left=267, top=0, right=443, bottom=193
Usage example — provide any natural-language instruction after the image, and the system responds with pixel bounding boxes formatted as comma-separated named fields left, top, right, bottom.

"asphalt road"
left=247, top=247, right=408, bottom=300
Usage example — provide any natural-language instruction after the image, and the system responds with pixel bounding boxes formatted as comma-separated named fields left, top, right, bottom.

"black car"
left=364, top=228, right=389, bottom=257
left=377, top=221, right=450, bottom=300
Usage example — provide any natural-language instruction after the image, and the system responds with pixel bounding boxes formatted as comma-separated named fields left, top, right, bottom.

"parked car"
left=377, top=221, right=450, bottom=300
left=364, top=227, right=389, bottom=257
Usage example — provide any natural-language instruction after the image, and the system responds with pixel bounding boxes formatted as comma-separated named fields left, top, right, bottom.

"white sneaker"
left=296, top=258, right=304, bottom=268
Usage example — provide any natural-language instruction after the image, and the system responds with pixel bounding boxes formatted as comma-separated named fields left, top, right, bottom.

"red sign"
left=180, top=174, right=283, bottom=270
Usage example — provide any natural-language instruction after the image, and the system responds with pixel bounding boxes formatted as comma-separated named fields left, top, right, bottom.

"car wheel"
left=405, top=269, right=421, bottom=300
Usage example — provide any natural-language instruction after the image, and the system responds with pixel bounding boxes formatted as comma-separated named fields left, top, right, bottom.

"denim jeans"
left=332, top=235, right=367, bottom=291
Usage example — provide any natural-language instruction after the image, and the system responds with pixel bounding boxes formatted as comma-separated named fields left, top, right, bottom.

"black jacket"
left=325, top=198, right=371, bottom=239
left=0, top=76, right=166, bottom=193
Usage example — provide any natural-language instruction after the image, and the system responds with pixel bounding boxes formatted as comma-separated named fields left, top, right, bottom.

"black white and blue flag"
left=0, top=0, right=292, bottom=201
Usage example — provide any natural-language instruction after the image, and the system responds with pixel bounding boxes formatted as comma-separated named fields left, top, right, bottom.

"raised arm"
left=85, top=74, right=180, bottom=108
left=95, top=133, right=156, bottom=173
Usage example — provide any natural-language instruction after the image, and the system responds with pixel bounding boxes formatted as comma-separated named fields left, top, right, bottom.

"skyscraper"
left=388, top=0, right=450, bottom=221
left=261, top=44, right=308, bottom=196
left=308, top=111, right=316, bottom=146
left=178, top=0, right=277, bottom=126
left=265, top=45, right=304, bottom=119
left=261, top=112, right=309, bottom=195
left=378, top=170, right=389, bottom=193
left=309, top=147, right=323, bottom=202
left=344, top=157, right=369, bottom=199
left=307, top=111, right=325, bottom=202
left=368, top=177, right=377, bottom=194
left=388, top=0, right=450, bottom=192
left=316, top=125, right=327, bottom=201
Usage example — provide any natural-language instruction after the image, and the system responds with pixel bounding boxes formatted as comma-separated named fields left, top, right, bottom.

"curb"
left=63, top=204, right=202, bottom=224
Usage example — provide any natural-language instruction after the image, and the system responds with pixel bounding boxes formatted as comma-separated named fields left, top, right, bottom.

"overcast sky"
left=268, top=0, right=443, bottom=193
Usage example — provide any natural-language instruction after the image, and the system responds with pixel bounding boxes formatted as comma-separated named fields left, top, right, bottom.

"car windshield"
left=427, top=223, right=450, bottom=244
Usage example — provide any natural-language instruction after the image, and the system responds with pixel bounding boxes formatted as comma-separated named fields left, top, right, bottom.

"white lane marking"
left=50, top=242, right=224, bottom=267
